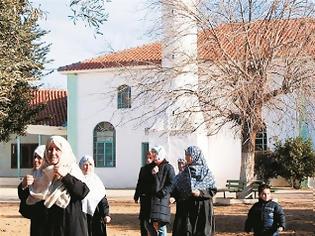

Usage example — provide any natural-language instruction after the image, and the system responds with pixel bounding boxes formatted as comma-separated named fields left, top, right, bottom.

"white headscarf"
left=79, top=155, right=106, bottom=216
left=32, top=145, right=46, bottom=178
left=151, top=145, right=167, bottom=161
left=34, top=145, right=45, bottom=159
left=27, top=136, right=85, bottom=209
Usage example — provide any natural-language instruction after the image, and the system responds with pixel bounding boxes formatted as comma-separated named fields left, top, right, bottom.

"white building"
left=0, top=89, right=67, bottom=179
left=59, top=4, right=314, bottom=188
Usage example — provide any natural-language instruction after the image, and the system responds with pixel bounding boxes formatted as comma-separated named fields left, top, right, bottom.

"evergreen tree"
left=0, top=0, right=50, bottom=142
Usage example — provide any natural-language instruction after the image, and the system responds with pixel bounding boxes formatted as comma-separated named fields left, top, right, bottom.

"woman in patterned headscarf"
left=172, top=146, right=217, bottom=236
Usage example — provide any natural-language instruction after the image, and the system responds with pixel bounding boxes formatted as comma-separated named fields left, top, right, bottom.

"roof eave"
left=58, top=63, right=161, bottom=75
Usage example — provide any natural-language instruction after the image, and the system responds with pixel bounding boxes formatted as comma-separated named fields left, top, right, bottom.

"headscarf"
left=32, top=145, right=45, bottom=178
left=34, top=145, right=45, bottom=159
left=151, top=145, right=167, bottom=161
left=79, top=155, right=106, bottom=216
left=27, top=136, right=85, bottom=209
left=175, top=146, right=215, bottom=200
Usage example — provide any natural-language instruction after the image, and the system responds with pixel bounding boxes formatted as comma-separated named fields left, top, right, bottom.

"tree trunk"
left=237, top=130, right=256, bottom=198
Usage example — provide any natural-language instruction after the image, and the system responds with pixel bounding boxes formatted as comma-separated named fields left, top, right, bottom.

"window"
left=93, top=122, right=116, bottom=167
left=117, top=85, right=131, bottom=109
left=11, top=143, right=38, bottom=168
left=255, top=127, right=267, bottom=151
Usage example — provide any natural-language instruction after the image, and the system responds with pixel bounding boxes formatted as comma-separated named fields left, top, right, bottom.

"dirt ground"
left=0, top=193, right=313, bottom=236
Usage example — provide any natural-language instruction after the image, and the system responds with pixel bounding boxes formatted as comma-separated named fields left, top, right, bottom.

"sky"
left=32, top=0, right=155, bottom=89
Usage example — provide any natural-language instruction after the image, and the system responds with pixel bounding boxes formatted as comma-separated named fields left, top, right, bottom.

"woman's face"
left=33, top=154, right=43, bottom=170
left=81, top=161, right=93, bottom=175
left=185, top=154, right=192, bottom=165
left=146, top=152, right=154, bottom=164
left=177, top=161, right=186, bottom=172
left=47, top=142, right=62, bottom=165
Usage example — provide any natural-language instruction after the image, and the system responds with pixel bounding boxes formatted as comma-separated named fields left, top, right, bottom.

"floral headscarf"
left=174, top=146, right=215, bottom=200
left=185, top=146, right=215, bottom=190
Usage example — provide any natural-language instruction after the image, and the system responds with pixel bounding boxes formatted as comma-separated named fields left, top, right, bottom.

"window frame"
left=255, top=128, right=268, bottom=152
left=93, top=122, right=116, bottom=168
left=117, top=84, right=131, bottom=109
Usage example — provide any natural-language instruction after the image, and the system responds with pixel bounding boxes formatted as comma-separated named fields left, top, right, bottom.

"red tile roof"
left=58, top=43, right=161, bottom=72
left=58, top=18, right=315, bottom=72
left=197, top=18, right=315, bottom=61
left=30, top=89, right=67, bottom=127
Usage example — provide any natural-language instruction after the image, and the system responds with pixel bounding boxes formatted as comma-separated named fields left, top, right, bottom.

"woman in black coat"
left=26, top=136, right=90, bottom=236
left=134, top=151, right=156, bottom=236
left=147, top=145, right=175, bottom=236
left=79, top=155, right=111, bottom=236
left=172, top=146, right=216, bottom=236
left=18, top=145, right=48, bottom=236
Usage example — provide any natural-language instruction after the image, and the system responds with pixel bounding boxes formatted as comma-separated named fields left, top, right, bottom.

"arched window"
left=93, top=122, right=116, bottom=167
left=255, top=126, right=267, bottom=151
left=117, top=84, right=131, bottom=109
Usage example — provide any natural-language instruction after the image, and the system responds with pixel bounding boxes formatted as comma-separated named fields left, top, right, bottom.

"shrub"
left=273, top=137, right=315, bottom=189
left=255, top=151, right=279, bottom=183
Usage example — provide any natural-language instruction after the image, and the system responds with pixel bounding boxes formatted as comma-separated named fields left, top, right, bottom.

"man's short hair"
left=258, top=183, right=271, bottom=195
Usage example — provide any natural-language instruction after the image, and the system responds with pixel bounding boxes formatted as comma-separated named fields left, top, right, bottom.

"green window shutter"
left=141, top=142, right=149, bottom=166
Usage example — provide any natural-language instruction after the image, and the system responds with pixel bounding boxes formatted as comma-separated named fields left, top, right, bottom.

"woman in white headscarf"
left=147, top=145, right=175, bottom=236
left=26, top=136, right=90, bottom=236
left=79, top=155, right=111, bottom=236
left=18, top=145, right=47, bottom=236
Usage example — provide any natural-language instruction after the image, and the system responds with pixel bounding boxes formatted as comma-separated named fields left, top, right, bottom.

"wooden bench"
left=219, top=180, right=269, bottom=198
left=218, top=179, right=245, bottom=198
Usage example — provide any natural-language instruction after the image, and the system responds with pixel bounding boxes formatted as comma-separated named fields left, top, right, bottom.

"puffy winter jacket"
left=245, top=199, right=286, bottom=236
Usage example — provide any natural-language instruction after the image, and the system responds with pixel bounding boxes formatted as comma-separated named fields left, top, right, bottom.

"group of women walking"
left=134, top=145, right=217, bottom=236
left=18, top=136, right=110, bottom=236
left=18, top=135, right=216, bottom=236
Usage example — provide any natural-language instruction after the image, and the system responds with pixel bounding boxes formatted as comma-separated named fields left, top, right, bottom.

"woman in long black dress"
left=172, top=146, right=216, bottom=236
left=18, top=145, right=48, bottom=236
left=26, top=136, right=90, bottom=236
left=79, top=155, right=111, bottom=236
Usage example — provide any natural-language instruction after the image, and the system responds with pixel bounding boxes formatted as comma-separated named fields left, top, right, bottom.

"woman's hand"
left=169, top=197, right=176, bottom=204
left=104, top=216, right=111, bottom=224
left=192, top=189, right=200, bottom=197
left=22, top=175, right=34, bottom=189
left=152, top=166, right=159, bottom=175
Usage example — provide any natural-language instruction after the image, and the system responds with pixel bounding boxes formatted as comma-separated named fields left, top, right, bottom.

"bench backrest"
left=226, top=180, right=245, bottom=191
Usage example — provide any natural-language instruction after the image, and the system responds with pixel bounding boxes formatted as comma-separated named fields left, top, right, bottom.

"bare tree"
left=65, top=0, right=315, bottom=195
left=124, top=0, right=315, bottom=192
